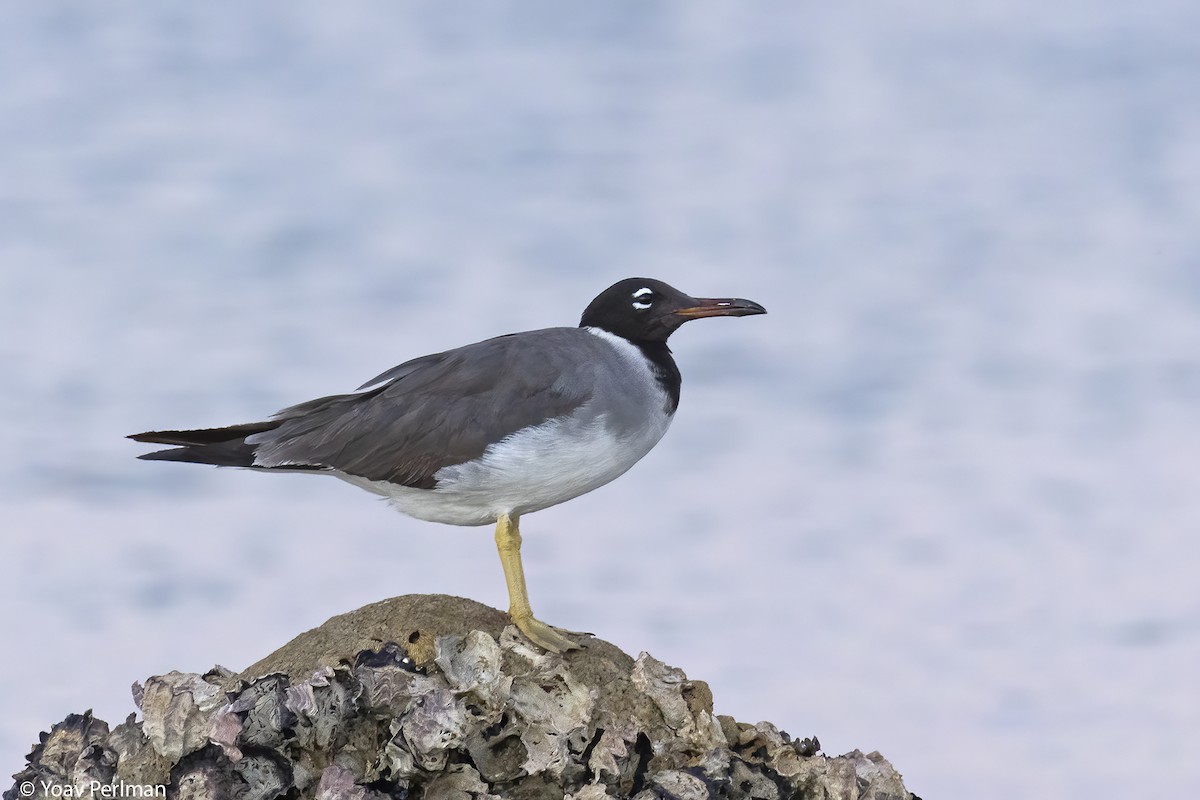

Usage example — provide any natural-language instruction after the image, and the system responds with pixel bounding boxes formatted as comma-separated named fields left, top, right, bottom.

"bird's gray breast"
left=421, top=327, right=675, bottom=519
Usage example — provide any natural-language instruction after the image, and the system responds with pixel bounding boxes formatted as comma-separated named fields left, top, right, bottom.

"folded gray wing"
left=248, top=329, right=597, bottom=489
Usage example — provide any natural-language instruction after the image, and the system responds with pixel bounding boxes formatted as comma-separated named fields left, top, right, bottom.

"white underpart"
left=339, top=327, right=674, bottom=526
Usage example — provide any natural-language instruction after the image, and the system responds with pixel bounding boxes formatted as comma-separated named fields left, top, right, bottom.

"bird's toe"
left=512, top=614, right=582, bottom=654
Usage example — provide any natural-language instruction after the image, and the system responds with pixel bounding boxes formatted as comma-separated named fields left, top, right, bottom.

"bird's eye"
left=632, top=287, right=655, bottom=310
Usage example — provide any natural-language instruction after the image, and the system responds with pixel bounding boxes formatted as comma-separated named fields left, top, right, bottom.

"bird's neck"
left=628, top=338, right=681, bottom=413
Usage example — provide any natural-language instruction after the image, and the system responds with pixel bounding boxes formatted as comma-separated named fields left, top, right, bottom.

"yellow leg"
left=495, top=514, right=578, bottom=653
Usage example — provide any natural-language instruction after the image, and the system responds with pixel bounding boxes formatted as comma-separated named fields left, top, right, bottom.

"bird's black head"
left=579, top=278, right=766, bottom=344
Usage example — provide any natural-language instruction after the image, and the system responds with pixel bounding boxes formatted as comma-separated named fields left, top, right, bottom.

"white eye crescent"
left=632, top=287, right=654, bottom=309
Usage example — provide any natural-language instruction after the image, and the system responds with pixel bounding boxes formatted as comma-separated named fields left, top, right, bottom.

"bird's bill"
left=673, top=297, right=767, bottom=319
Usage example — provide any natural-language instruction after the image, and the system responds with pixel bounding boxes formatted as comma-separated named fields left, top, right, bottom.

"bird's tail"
left=127, top=421, right=282, bottom=467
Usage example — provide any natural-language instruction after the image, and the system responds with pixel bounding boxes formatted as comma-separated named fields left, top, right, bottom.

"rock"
left=6, top=595, right=916, bottom=800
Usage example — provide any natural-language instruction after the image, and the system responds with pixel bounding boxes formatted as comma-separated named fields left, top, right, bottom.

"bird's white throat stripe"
left=583, top=326, right=653, bottom=369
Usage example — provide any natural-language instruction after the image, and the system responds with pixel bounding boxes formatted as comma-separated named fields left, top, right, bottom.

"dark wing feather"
left=128, top=421, right=281, bottom=447
left=129, top=421, right=284, bottom=466
left=248, top=329, right=596, bottom=488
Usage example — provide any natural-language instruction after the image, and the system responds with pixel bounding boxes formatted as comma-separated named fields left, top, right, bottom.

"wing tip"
left=135, top=446, right=194, bottom=462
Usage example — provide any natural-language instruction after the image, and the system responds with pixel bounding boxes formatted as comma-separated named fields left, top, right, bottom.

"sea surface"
left=2, top=3, right=1198, bottom=798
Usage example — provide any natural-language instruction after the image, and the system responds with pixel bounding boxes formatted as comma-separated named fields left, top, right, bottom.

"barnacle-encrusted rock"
left=7, top=595, right=916, bottom=800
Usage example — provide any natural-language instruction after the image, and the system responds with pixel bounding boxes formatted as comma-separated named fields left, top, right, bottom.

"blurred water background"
left=2, top=2, right=1199, bottom=797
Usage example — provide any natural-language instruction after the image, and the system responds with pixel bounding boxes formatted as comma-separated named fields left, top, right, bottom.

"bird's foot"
left=511, top=613, right=582, bottom=654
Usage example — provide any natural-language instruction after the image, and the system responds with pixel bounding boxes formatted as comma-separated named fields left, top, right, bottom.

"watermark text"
left=18, top=780, right=166, bottom=798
